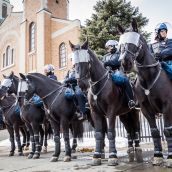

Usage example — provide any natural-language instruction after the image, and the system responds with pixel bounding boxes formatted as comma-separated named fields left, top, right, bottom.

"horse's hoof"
left=9, top=152, right=14, bottom=156
left=164, top=159, right=172, bottom=168
left=152, top=157, right=163, bottom=166
left=50, top=156, right=58, bottom=162
left=43, top=147, right=47, bottom=153
left=33, top=153, right=40, bottom=159
left=25, top=146, right=29, bottom=151
left=92, top=158, right=101, bottom=166
left=27, top=153, right=34, bottom=159
left=135, top=147, right=143, bottom=163
left=18, top=152, right=24, bottom=156
left=127, top=147, right=134, bottom=162
left=63, top=156, right=71, bottom=162
left=101, top=153, right=105, bottom=159
left=108, top=158, right=118, bottom=166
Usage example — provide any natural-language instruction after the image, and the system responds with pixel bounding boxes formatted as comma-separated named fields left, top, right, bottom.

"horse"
left=117, top=18, right=172, bottom=167
left=17, top=72, right=85, bottom=162
left=0, top=87, right=30, bottom=156
left=1, top=72, right=53, bottom=159
left=68, top=40, right=142, bottom=166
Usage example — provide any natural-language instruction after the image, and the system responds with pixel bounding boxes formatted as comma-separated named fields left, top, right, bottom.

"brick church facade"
left=0, top=0, right=81, bottom=81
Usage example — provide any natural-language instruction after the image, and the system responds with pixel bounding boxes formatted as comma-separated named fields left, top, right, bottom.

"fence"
left=83, top=111, right=165, bottom=143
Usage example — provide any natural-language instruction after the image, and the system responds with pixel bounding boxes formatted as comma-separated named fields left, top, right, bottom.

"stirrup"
left=128, top=100, right=136, bottom=109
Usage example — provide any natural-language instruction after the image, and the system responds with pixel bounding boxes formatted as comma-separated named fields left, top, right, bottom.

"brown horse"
left=69, top=40, right=142, bottom=166
left=118, top=18, right=172, bottom=167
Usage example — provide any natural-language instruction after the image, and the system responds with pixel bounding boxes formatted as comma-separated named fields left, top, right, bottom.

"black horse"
left=1, top=72, right=53, bottom=159
left=118, top=18, right=172, bottom=167
left=18, top=73, right=84, bottom=162
left=69, top=40, right=142, bottom=166
left=0, top=88, right=30, bottom=156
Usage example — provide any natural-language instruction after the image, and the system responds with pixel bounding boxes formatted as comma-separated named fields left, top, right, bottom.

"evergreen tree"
left=80, top=0, right=150, bottom=57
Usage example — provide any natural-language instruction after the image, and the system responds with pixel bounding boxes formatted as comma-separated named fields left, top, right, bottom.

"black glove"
left=155, top=53, right=163, bottom=61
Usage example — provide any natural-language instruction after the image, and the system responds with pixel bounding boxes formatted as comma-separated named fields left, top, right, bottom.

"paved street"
left=0, top=130, right=171, bottom=172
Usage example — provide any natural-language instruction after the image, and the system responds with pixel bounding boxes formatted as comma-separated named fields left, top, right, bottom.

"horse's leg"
left=70, top=124, right=77, bottom=153
left=131, top=110, right=143, bottom=163
left=39, top=125, right=44, bottom=151
left=42, top=120, right=48, bottom=153
left=23, top=125, right=30, bottom=150
left=25, top=123, right=35, bottom=159
left=49, top=118, right=61, bottom=162
left=20, top=127, right=26, bottom=149
left=92, top=112, right=104, bottom=166
left=107, top=115, right=118, bottom=166
left=6, top=125, right=15, bottom=156
left=32, top=123, right=41, bottom=159
left=119, top=114, right=135, bottom=162
left=101, top=117, right=107, bottom=159
left=163, top=114, right=172, bottom=167
left=141, top=106, right=163, bottom=165
left=61, top=119, right=71, bottom=162
left=14, top=124, right=23, bottom=156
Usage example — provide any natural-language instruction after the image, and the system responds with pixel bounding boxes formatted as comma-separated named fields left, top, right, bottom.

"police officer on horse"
left=151, top=23, right=172, bottom=62
left=103, top=40, right=136, bottom=109
left=64, top=66, right=87, bottom=120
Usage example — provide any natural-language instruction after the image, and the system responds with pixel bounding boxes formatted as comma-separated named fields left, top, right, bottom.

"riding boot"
left=75, top=86, right=87, bottom=120
left=124, top=81, right=136, bottom=109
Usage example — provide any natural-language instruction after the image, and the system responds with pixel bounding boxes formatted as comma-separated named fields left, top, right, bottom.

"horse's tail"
left=70, top=120, right=83, bottom=141
left=47, top=121, right=54, bottom=139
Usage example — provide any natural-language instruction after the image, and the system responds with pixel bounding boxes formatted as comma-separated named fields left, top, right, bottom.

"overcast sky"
left=9, top=0, right=172, bottom=42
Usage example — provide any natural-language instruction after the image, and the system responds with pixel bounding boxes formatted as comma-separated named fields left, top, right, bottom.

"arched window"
left=2, top=3, right=7, bottom=18
left=29, top=22, right=36, bottom=52
left=59, top=43, right=67, bottom=68
left=2, top=46, right=14, bottom=68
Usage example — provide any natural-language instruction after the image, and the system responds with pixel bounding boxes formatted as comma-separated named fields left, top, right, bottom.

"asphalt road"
left=0, top=130, right=171, bottom=172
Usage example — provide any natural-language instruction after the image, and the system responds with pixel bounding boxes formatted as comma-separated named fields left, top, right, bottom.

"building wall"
left=51, top=20, right=81, bottom=81
left=0, top=0, right=81, bottom=81
left=0, top=12, right=22, bottom=78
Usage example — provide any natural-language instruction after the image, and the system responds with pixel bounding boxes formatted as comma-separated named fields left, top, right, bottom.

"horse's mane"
left=28, top=73, right=62, bottom=86
left=88, top=48, right=104, bottom=66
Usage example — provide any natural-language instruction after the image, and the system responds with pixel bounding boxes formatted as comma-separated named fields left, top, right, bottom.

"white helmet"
left=105, top=40, right=118, bottom=48
left=44, top=64, right=55, bottom=73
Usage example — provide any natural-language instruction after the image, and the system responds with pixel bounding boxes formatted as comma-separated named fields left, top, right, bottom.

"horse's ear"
left=69, top=41, right=75, bottom=50
left=117, top=24, right=125, bottom=34
left=2, top=74, right=6, bottom=78
left=19, top=73, right=26, bottom=80
left=131, top=18, right=138, bottom=32
left=81, top=38, right=88, bottom=49
left=10, top=71, right=14, bottom=78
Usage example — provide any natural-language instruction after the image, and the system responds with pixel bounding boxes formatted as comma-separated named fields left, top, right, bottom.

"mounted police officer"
left=103, top=40, right=136, bottom=109
left=44, top=64, right=57, bottom=81
left=151, top=23, right=172, bottom=62
left=64, top=66, right=87, bottom=120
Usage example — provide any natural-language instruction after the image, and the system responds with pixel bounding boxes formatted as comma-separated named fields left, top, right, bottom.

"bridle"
left=120, top=32, right=162, bottom=96
left=74, top=49, right=109, bottom=101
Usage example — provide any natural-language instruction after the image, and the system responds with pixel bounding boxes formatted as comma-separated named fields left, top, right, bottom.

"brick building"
left=0, top=0, right=81, bottom=81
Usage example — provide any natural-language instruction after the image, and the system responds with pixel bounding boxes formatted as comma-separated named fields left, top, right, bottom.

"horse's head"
left=69, top=40, right=90, bottom=91
left=118, top=18, right=146, bottom=72
left=1, top=71, right=18, bottom=94
left=18, top=73, right=35, bottom=100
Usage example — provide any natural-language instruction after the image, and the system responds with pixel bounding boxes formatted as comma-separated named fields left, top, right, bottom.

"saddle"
left=161, top=61, right=172, bottom=79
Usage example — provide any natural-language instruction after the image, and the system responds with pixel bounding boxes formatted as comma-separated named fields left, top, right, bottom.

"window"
left=2, top=46, right=14, bottom=68
left=29, top=22, right=36, bottom=52
left=2, top=3, right=7, bottom=18
left=59, top=43, right=67, bottom=68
